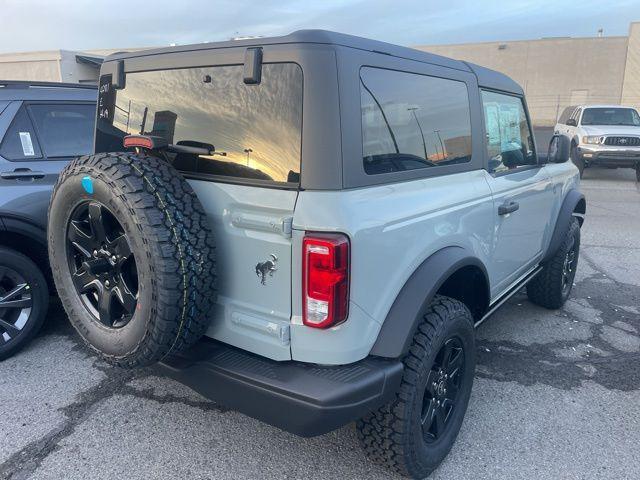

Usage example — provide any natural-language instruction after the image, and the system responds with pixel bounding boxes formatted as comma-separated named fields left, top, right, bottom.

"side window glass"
left=359, top=67, right=472, bottom=175
left=558, top=106, right=574, bottom=125
left=481, top=90, right=537, bottom=174
left=29, top=104, right=96, bottom=158
left=0, top=107, right=43, bottom=160
left=571, top=108, right=581, bottom=123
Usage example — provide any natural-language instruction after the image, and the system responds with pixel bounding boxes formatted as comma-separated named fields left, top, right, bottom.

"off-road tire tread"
left=49, top=152, right=216, bottom=368
left=526, top=217, right=580, bottom=309
left=356, top=295, right=473, bottom=478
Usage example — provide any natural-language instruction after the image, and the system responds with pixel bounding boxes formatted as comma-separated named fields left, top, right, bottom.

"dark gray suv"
left=0, top=81, right=96, bottom=360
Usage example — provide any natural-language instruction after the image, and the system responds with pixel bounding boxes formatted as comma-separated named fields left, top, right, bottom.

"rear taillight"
left=302, top=233, right=350, bottom=328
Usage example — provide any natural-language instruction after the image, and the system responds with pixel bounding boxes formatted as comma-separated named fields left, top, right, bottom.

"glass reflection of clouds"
left=112, top=64, right=302, bottom=183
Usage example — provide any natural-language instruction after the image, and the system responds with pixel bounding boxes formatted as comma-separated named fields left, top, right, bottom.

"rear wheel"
left=48, top=152, right=217, bottom=368
left=357, top=296, right=475, bottom=479
left=0, top=247, right=48, bottom=360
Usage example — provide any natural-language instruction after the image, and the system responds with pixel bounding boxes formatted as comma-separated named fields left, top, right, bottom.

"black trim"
left=370, top=246, right=489, bottom=358
left=156, top=338, right=403, bottom=437
left=0, top=214, right=47, bottom=243
left=0, top=81, right=97, bottom=90
left=541, top=189, right=585, bottom=264
left=475, top=266, right=542, bottom=327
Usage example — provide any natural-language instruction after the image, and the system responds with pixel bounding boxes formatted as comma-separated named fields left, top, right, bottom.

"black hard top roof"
left=0, top=81, right=97, bottom=102
left=105, top=30, right=523, bottom=95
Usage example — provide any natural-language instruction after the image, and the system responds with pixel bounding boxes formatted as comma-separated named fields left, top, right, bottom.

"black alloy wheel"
left=0, top=268, right=33, bottom=344
left=420, top=337, right=466, bottom=443
left=66, top=201, right=138, bottom=328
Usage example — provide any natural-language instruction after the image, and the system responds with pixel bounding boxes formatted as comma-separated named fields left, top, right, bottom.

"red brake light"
left=123, top=135, right=154, bottom=149
left=302, top=233, right=350, bottom=328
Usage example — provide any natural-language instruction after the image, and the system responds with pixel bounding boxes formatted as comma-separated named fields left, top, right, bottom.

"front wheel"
left=527, top=217, right=580, bottom=309
left=0, top=247, right=49, bottom=360
left=571, top=145, right=584, bottom=178
left=357, top=296, right=475, bottom=479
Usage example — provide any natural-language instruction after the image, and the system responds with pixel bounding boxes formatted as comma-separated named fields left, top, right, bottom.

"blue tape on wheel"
left=81, top=176, right=94, bottom=194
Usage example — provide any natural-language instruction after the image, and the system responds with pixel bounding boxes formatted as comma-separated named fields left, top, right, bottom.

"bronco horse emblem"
left=255, top=254, right=278, bottom=285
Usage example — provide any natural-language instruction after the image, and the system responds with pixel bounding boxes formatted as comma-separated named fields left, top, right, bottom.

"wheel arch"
left=369, top=246, right=490, bottom=359
left=542, top=189, right=585, bottom=265
left=0, top=214, right=51, bottom=291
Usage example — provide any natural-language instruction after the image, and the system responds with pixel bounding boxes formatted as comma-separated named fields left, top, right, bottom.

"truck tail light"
left=302, top=233, right=350, bottom=328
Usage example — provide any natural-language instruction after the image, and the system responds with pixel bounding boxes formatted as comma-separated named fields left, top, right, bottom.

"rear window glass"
left=95, top=63, right=303, bottom=185
left=360, top=67, right=472, bottom=175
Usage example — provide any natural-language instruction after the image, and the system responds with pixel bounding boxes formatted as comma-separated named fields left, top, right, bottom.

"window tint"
left=481, top=90, right=537, bottom=174
left=359, top=67, right=472, bottom=175
left=0, top=107, right=42, bottom=160
left=30, top=104, right=96, bottom=158
left=95, top=63, right=303, bottom=185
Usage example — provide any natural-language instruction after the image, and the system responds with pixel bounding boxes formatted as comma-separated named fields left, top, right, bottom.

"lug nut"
left=93, top=250, right=98, bottom=257
left=111, top=255, right=117, bottom=262
left=105, top=280, right=110, bottom=287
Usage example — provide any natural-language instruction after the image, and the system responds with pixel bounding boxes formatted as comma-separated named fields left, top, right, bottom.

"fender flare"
left=369, top=246, right=489, bottom=359
left=541, top=189, right=585, bottom=264
left=0, top=213, right=47, bottom=245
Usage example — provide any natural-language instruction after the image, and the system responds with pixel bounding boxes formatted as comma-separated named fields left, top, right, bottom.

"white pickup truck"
left=555, top=104, right=640, bottom=180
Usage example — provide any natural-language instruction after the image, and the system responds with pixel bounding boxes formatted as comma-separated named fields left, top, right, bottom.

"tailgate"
left=190, top=180, right=297, bottom=360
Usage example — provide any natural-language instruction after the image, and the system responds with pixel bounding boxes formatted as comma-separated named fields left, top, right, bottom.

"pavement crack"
left=0, top=364, right=139, bottom=480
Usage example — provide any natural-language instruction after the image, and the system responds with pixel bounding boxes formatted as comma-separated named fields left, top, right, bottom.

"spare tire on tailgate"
left=48, top=152, right=217, bottom=368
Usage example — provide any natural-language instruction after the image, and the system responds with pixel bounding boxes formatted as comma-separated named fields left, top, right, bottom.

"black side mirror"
left=548, top=134, right=571, bottom=163
left=566, top=118, right=577, bottom=127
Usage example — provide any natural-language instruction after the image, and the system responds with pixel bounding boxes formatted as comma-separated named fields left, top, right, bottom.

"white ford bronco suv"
left=47, top=31, right=585, bottom=478
left=555, top=104, right=640, bottom=180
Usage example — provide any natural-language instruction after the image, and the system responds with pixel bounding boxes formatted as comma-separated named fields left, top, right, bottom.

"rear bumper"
left=156, top=339, right=403, bottom=437
left=578, top=146, right=640, bottom=168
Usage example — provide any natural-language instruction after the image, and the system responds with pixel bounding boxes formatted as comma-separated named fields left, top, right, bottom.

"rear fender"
left=370, top=246, right=489, bottom=358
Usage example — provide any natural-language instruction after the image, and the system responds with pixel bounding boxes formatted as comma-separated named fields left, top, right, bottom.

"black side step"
left=475, top=266, right=542, bottom=328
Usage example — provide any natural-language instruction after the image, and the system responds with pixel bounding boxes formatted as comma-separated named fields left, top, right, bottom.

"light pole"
left=433, top=129, right=446, bottom=161
left=243, top=148, right=253, bottom=166
left=408, top=107, right=428, bottom=161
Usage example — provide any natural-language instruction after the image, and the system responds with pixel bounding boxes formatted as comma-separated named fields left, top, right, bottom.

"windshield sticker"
left=18, top=132, right=35, bottom=156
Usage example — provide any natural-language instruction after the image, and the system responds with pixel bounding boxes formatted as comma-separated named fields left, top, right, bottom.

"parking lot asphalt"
left=2, top=166, right=639, bottom=480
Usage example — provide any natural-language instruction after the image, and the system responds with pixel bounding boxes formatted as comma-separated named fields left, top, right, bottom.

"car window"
left=0, top=106, right=43, bottom=160
left=29, top=104, right=96, bottom=158
left=95, top=63, right=303, bottom=186
left=581, top=107, right=640, bottom=126
left=558, top=106, right=575, bottom=125
left=359, top=67, right=472, bottom=175
left=481, top=90, right=537, bottom=174
left=571, top=108, right=582, bottom=122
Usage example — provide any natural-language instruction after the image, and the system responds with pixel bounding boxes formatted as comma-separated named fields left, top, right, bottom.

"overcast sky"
left=1, top=0, right=639, bottom=53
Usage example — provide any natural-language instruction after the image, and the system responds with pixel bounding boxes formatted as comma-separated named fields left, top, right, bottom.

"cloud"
left=0, top=0, right=638, bottom=53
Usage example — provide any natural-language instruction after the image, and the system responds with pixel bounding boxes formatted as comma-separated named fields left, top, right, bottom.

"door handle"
left=0, top=169, right=45, bottom=180
left=498, top=201, right=520, bottom=215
